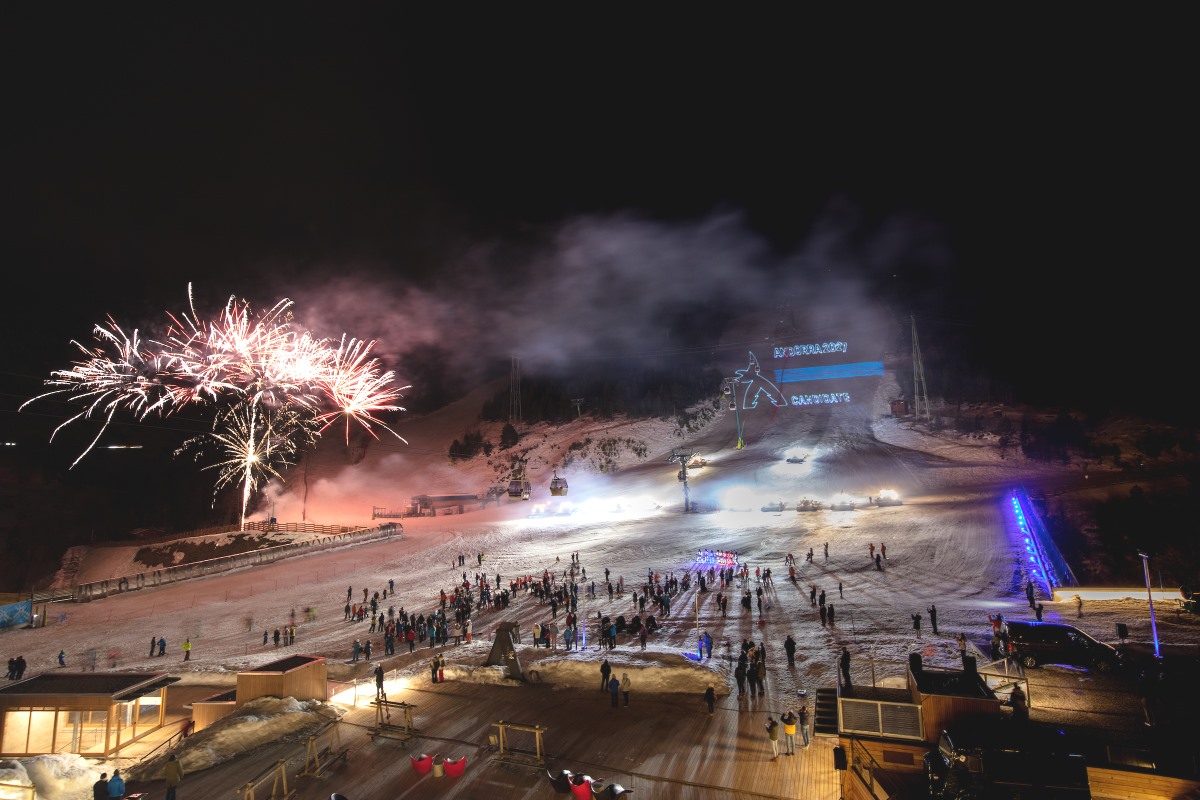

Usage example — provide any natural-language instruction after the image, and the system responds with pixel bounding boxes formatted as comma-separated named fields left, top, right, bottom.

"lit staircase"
left=813, top=687, right=840, bottom=737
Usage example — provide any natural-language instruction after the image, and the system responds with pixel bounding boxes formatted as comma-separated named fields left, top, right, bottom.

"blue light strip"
left=1009, top=493, right=1053, bottom=598
left=773, top=361, right=884, bottom=384
left=1005, top=487, right=1078, bottom=599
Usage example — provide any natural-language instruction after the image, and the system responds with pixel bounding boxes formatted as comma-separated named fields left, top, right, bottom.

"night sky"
left=2, top=8, right=1194, bottom=452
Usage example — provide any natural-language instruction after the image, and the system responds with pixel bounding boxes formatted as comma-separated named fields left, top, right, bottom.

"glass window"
left=2, top=709, right=30, bottom=754
left=137, top=692, right=162, bottom=729
left=27, top=710, right=55, bottom=753
left=115, top=701, right=136, bottom=747
left=85, top=709, right=108, bottom=755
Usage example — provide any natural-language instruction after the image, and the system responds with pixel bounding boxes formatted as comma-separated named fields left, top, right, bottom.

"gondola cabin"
left=549, top=471, right=569, bottom=496
left=507, top=479, right=532, bottom=500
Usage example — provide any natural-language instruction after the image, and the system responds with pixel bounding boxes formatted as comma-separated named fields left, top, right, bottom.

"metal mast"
left=509, top=356, right=522, bottom=426
left=911, top=314, right=930, bottom=421
left=669, top=449, right=698, bottom=512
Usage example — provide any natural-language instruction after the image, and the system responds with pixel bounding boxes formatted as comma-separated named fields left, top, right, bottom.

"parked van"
left=1006, top=621, right=1121, bottom=672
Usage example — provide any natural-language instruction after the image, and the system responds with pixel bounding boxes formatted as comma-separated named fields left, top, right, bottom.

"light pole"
left=1139, top=552, right=1161, bottom=659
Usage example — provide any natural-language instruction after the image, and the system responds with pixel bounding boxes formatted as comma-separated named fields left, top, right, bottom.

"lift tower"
left=910, top=314, right=931, bottom=422
left=509, top=356, right=522, bottom=425
left=669, top=450, right=698, bottom=513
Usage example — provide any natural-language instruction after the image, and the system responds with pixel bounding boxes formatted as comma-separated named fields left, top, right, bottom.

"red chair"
left=410, top=752, right=434, bottom=774
left=569, top=773, right=594, bottom=800
left=443, top=756, right=467, bottom=777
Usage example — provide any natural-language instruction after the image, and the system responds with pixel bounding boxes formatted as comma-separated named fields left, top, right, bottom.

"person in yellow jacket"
left=780, top=709, right=798, bottom=755
left=164, top=753, right=184, bottom=800
left=182, top=639, right=192, bottom=661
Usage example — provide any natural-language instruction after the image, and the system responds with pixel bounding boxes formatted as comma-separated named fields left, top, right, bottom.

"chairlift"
left=549, top=470, right=568, bottom=497
left=507, top=479, right=532, bottom=500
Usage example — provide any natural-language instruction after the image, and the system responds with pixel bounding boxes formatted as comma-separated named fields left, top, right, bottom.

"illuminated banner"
left=729, top=344, right=883, bottom=410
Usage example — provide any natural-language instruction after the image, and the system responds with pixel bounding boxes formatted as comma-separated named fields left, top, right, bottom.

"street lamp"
left=1138, top=552, right=1161, bottom=659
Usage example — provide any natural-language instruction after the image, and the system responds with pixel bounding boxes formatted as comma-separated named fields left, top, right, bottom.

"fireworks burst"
left=22, top=285, right=410, bottom=528
left=177, top=404, right=320, bottom=526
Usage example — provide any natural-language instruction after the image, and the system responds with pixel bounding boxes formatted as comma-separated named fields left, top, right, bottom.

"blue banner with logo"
left=0, top=600, right=32, bottom=630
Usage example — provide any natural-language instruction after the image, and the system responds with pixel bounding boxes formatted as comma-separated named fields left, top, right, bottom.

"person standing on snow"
left=92, top=772, right=108, bottom=800
left=621, top=672, right=631, bottom=706
left=600, top=659, right=612, bottom=691
left=106, top=769, right=125, bottom=799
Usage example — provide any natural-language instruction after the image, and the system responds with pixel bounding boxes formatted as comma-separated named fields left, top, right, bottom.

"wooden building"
left=192, top=654, right=327, bottom=731
left=0, top=672, right=178, bottom=757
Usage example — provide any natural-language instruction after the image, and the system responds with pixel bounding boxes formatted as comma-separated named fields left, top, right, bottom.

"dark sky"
left=2, top=8, right=1195, bottom=444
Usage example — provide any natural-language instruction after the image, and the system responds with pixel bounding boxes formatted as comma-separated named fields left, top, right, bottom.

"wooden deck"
left=126, top=678, right=844, bottom=799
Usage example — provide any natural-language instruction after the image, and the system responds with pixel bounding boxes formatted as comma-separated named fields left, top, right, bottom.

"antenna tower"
left=509, top=356, right=522, bottom=425
left=910, top=314, right=931, bottom=421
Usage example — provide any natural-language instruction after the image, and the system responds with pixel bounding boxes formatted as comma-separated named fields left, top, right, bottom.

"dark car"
left=924, top=720, right=1091, bottom=799
left=1006, top=621, right=1121, bottom=673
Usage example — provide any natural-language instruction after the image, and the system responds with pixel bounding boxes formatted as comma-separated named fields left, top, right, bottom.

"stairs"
left=813, top=687, right=839, bottom=737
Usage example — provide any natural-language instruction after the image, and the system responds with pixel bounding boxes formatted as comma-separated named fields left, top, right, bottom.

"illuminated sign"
left=773, top=341, right=848, bottom=358
left=729, top=347, right=883, bottom=409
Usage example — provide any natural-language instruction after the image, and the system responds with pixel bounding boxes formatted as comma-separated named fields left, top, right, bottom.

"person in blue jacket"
left=106, top=768, right=125, bottom=798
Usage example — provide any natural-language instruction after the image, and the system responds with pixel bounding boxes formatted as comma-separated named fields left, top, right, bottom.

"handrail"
left=846, top=734, right=889, bottom=800
left=138, top=727, right=187, bottom=763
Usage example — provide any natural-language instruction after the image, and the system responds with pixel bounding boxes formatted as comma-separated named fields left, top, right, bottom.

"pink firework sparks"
left=23, top=287, right=410, bottom=518
left=314, top=336, right=410, bottom=444
left=19, top=320, right=179, bottom=467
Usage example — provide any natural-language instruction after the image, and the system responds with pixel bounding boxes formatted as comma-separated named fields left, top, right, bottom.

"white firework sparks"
left=23, top=285, right=409, bottom=527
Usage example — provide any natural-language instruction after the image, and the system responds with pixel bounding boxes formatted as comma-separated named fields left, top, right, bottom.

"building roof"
left=913, top=668, right=995, bottom=700
left=241, top=654, right=324, bottom=673
left=0, top=672, right=177, bottom=698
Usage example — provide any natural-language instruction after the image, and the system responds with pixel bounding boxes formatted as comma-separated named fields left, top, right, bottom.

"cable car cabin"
left=507, top=479, right=532, bottom=500
left=549, top=473, right=569, bottom=496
